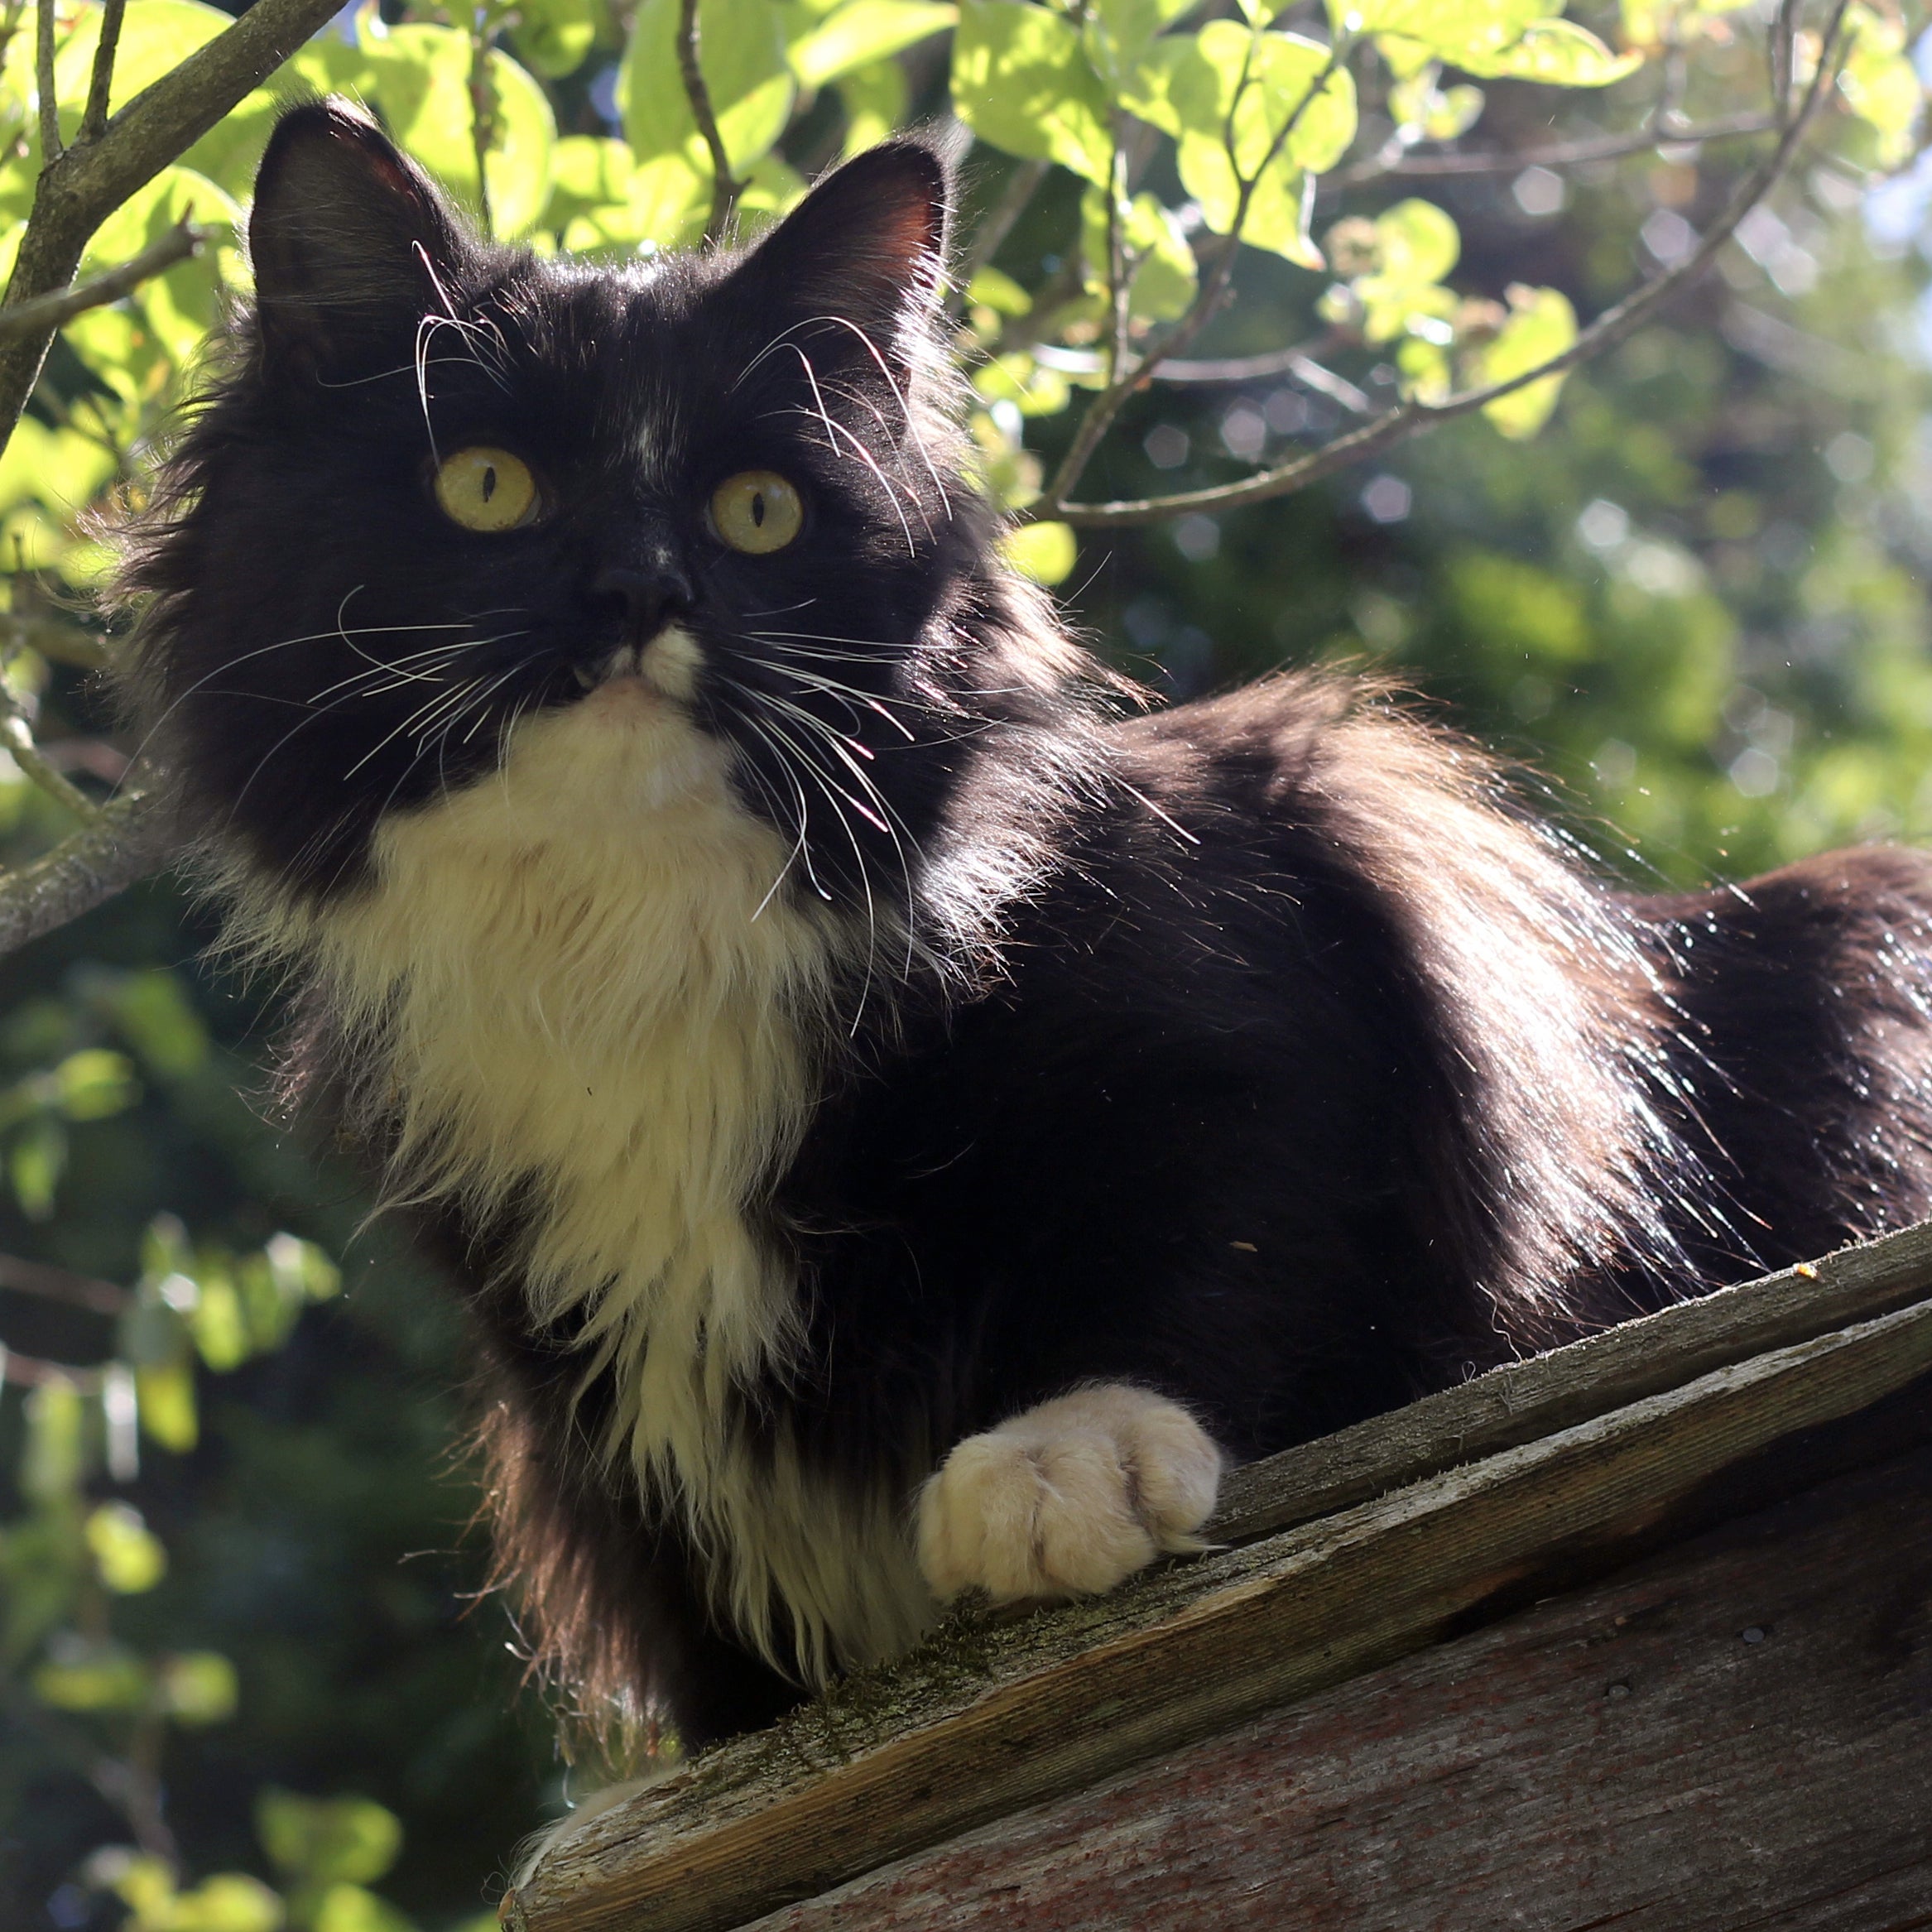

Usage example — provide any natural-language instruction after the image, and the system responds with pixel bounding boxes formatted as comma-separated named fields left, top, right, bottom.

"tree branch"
left=0, top=1251, right=130, bottom=1315
left=35, top=0, right=61, bottom=164
left=1042, top=42, right=1349, bottom=512
left=679, top=0, right=738, bottom=243
left=0, top=219, right=199, bottom=344
left=1035, top=334, right=1373, bottom=408
left=0, top=611, right=114, bottom=672
left=79, top=0, right=127, bottom=147
left=1053, top=5, right=1849, bottom=530
left=0, top=791, right=175, bottom=958
left=0, top=0, right=347, bottom=461
left=1332, top=112, right=1779, bottom=187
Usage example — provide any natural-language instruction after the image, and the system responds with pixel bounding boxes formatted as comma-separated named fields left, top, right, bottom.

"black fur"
left=118, top=102, right=1932, bottom=1752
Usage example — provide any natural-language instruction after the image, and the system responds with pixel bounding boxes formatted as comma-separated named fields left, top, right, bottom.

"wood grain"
left=504, top=1281, right=1932, bottom=1932
left=738, top=1444, right=1932, bottom=1932
left=1209, top=1216, right=1932, bottom=1544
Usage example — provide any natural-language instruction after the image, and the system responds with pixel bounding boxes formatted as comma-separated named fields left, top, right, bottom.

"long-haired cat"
left=116, top=100, right=1932, bottom=1752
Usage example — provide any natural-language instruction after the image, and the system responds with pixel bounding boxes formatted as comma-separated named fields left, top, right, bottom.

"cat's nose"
left=593, top=564, right=693, bottom=642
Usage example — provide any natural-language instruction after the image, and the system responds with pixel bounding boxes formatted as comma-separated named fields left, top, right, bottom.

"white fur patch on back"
left=224, top=669, right=935, bottom=1680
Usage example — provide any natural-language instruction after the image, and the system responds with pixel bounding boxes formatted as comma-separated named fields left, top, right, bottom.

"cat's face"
left=123, top=103, right=1003, bottom=906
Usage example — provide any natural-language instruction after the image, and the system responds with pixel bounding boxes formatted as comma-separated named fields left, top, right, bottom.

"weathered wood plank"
left=1209, top=1215, right=1932, bottom=1543
left=504, top=1284, right=1932, bottom=1932
left=737, top=1444, right=1932, bottom=1932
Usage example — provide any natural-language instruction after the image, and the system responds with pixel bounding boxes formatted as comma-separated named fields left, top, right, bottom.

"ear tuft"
left=734, top=137, right=955, bottom=373
left=250, top=99, right=473, bottom=377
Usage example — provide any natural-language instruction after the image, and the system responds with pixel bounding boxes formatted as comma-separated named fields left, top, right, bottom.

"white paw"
left=915, top=1385, right=1223, bottom=1604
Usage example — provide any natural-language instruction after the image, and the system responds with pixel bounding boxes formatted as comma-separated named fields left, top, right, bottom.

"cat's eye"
left=710, top=471, right=803, bottom=555
left=434, top=446, right=541, bottom=533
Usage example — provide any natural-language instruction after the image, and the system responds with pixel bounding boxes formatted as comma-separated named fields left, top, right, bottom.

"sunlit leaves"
left=1470, top=282, right=1578, bottom=436
left=1002, top=518, right=1078, bottom=584
left=1449, top=18, right=1641, bottom=85
left=1080, top=185, right=1197, bottom=321
left=86, top=1501, right=167, bottom=1592
left=1839, top=4, right=1926, bottom=169
left=510, top=0, right=601, bottom=79
left=952, top=0, right=1113, bottom=185
left=789, top=0, right=957, bottom=89
left=622, top=0, right=795, bottom=180
left=1119, top=26, right=1355, bottom=262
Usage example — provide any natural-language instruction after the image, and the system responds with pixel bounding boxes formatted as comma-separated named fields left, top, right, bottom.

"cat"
left=116, top=99, right=1932, bottom=1755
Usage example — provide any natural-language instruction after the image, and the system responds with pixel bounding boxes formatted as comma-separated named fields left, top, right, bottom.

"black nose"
left=594, top=564, right=693, bottom=642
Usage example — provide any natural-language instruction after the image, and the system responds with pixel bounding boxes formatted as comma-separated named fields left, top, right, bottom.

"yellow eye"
left=433, top=446, right=540, bottom=532
left=710, top=471, right=803, bottom=555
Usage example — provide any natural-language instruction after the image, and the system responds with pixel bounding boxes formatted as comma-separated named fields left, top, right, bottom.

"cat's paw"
left=915, top=1385, right=1223, bottom=1604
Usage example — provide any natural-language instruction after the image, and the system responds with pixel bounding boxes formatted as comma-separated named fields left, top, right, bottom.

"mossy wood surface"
left=736, top=1444, right=1932, bottom=1930
left=503, top=1225, right=1932, bottom=1932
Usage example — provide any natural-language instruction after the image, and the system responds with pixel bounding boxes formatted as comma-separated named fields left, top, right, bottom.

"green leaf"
left=136, top=1356, right=198, bottom=1452
left=511, top=0, right=601, bottom=78
left=952, top=0, right=1113, bottom=185
left=789, top=0, right=956, bottom=89
left=41, top=0, right=232, bottom=155
left=622, top=0, right=795, bottom=176
left=22, top=1377, right=85, bottom=1502
left=257, top=1790, right=405, bottom=1889
left=627, top=151, right=711, bottom=248
left=265, top=1232, right=341, bottom=1305
left=358, top=27, right=560, bottom=238
left=1331, top=0, right=1543, bottom=61
left=1003, top=520, right=1078, bottom=584
left=836, top=57, right=910, bottom=154
left=310, top=1885, right=416, bottom=1932
left=1080, top=186, right=1198, bottom=321
left=158, top=1650, right=239, bottom=1725
left=54, top=1047, right=139, bottom=1121
left=161, top=1874, right=284, bottom=1932
left=1471, top=281, right=1577, bottom=437
left=1451, top=17, right=1641, bottom=84
left=1082, top=0, right=1195, bottom=91
left=188, top=1267, right=248, bottom=1372
left=10, top=1114, right=66, bottom=1219
left=1841, top=5, right=1925, bottom=169
left=33, top=1640, right=152, bottom=1713
left=108, top=969, right=209, bottom=1077
left=1121, top=26, right=1353, bottom=262
left=85, top=1502, right=167, bottom=1593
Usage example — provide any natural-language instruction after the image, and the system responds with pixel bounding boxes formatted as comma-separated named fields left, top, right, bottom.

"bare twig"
left=0, top=219, right=199, bottom=344
left=679, top=0, right=738, bottom=243
left=0, top=1346, right=107, bottom=1391
left=79, top=0, right=127, bottom=147
left=0, top=791, right=174, bottom=957
left=1052, top=2, right=1852, bottom=529
left=36, top=0, right=61, bottom=163
left=468, top=9, right=497, bottom=239
left=0, top=611, right=114, bottom=670
left=947, top=158, right=1050, bottom=321
left=1331, top=113, right=1779, bottom=186
left=0, top=1251, right=130, bottom=1314
left=0, top=0, right=347, bottom=459
left=1036, top=335, right=1374, bottom=411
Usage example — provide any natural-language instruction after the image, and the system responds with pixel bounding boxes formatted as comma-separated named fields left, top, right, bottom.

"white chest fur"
left=236, top=678, right=935, bottom=1680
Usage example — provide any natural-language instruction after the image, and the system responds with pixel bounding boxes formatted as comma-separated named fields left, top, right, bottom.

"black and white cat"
left=118, top=100, right=1932, bottom=1750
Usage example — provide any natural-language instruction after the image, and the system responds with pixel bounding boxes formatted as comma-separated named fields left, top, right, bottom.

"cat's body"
left=119, top=103, right=1932, bottom=1752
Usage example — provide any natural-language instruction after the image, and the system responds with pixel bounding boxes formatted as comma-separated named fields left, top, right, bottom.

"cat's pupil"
left=482, top=465, right=497, bottom=502
left=752, top=492, right=766, bottom=526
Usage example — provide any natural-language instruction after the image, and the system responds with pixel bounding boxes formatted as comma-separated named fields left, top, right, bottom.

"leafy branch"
left=1043, top=39, right=1353, bottom=513
left=1049, top=1, right=1853, bottom=529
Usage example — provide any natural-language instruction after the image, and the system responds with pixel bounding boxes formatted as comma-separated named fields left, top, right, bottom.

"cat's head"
left=118, top=102, right=1070, bottom=911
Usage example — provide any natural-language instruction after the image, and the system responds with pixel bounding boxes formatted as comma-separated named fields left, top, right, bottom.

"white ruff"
left=225, top=674, right=936, bottom=1680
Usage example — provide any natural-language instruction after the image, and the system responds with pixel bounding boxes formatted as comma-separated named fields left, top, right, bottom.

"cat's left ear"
left=730, top=137, right=954, bottom=378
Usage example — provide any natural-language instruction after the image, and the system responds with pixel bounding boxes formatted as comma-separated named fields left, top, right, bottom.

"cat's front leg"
left=915, top=1385, right=1223, bottom=1603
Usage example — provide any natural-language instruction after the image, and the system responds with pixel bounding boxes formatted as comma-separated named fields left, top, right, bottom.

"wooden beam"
left=505, top=1257, right=1932, bottom=1932
left=1208, top=1215, right=1932, bottom=1544
left=738, top=1445, right=1932, bottom=1930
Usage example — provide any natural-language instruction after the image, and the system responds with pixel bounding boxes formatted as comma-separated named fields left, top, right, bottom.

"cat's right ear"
left=249, top=100, right=472, bottom=381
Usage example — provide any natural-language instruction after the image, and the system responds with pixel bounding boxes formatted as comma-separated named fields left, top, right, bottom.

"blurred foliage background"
left=2, top=0, right=1930, bottom=1925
